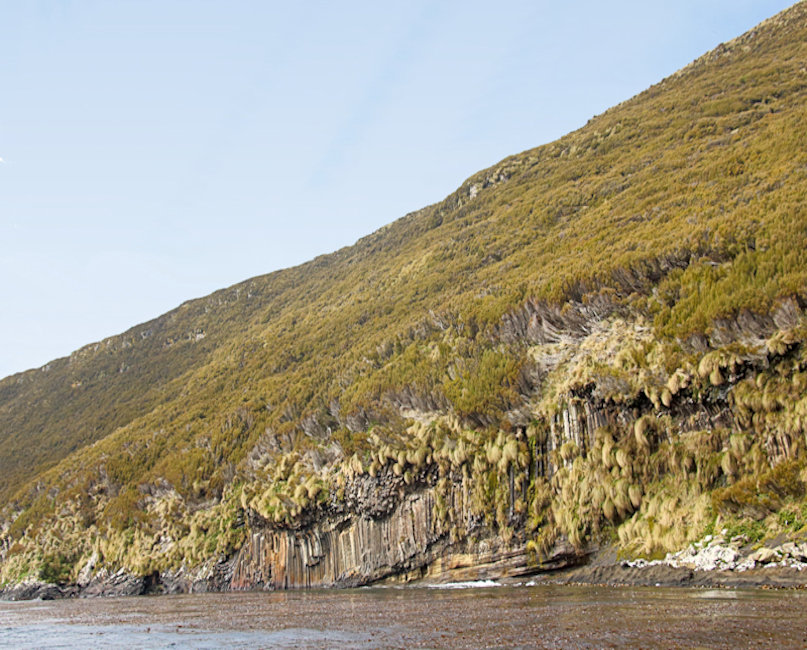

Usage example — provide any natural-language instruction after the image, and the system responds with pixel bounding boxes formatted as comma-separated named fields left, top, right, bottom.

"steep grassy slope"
left=2, top=2, right=807, bottom=586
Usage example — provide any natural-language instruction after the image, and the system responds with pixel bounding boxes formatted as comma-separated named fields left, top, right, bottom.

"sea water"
left=1, top=582, right=805, bottom=648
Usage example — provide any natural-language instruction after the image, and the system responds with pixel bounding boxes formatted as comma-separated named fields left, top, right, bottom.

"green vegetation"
left=2, top=2, right=807, bottom=584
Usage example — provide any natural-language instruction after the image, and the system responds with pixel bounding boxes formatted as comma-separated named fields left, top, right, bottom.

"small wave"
left=427, top=580, right=501, bottom=589
left=693, top=590, right=739, bottom=600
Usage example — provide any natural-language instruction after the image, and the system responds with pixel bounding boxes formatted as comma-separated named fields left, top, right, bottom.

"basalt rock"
left=231, top=482, right=578, bottom=590
left=0, top=579, right=74, bottom=601
left=80, top=567, right=150, bottom=598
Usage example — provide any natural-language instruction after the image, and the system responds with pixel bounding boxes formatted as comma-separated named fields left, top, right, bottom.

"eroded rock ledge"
left=0, top=480, right=578, bottom=600
left=231, top=483, right=576, bottom=591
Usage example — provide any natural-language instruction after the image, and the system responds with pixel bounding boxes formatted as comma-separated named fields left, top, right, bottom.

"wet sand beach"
left=2, top=583, right=806, bottom=648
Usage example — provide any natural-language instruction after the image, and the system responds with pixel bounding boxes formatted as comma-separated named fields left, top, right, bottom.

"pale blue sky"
left=0, top=0, right=794, bottom=378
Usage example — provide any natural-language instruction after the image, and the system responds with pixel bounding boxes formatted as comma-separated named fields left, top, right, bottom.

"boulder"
left=748, top=547, right=779, bottom=565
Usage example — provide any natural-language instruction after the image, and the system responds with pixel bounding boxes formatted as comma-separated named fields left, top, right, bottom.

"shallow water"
left=1, top=582, right=806, bottom=648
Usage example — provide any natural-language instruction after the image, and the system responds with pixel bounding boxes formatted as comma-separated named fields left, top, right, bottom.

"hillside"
left=2, top=2, right=807, bottom=591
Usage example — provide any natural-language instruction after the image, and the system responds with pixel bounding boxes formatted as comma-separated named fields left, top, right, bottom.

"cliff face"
left=230, top=290, right=806, bottom=589
left=227, top=360, right=743, bottom=590
left=230, top=385, right=614, bottom=590
left=231, top=479, right=574, bottom=590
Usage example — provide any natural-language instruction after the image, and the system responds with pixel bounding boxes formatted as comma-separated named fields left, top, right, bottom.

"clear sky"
left=0, top=0, right=795, bottom=378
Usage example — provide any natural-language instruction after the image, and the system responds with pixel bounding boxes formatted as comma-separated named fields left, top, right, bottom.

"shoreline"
left=533, top=563, right=807, bottom=590
left=6, top=530, right=807, bottom=600
left=4, top=562, right=807, bottom=602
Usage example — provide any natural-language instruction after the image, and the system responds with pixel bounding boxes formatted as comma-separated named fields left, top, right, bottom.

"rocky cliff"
left=231, top=471, right=578, bottom=591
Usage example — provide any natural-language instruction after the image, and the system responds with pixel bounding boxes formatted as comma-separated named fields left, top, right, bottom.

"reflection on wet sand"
left=1, top=583, right=806, bottom=648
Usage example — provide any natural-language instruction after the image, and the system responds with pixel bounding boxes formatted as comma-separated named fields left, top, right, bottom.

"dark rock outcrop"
left=1, top=580, right=75, bottom=601
left=231, top=482, right=577, bottom=590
